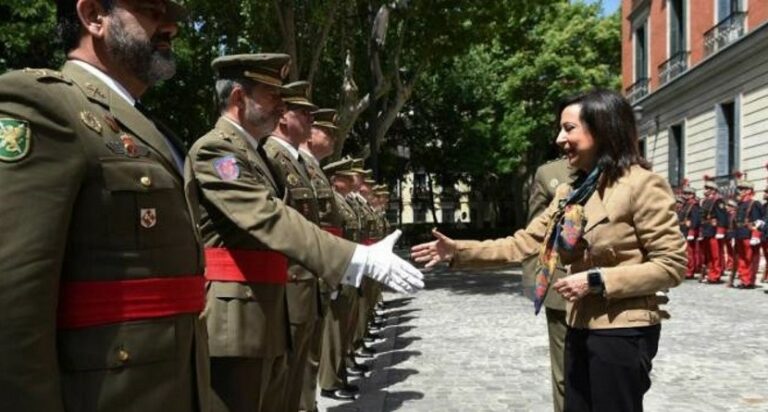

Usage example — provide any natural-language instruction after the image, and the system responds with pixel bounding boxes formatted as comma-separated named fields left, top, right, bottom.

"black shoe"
left=348, top=363, right=371, bottom=375
left=356, top=347, right=375, bottom=358
left=363, top=332, right=381, bottom=342
left=320, top=388, right=356, bottom=400
left=343, top=384, right=359, bottom=392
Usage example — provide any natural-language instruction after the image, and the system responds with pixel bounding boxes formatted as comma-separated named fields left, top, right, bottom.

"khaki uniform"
left=298, top=150, right=346, bottom=410
left=521, top=158, right=573, bottom=412
left=186, top=118, right=356, bottom=412
left=0, top=62, right=209, bottom=412
left=318, top=191, right=362, bottom=392
left=345, top=194, right=377, bottom=348
left=262, top=137, right=322, bottom=412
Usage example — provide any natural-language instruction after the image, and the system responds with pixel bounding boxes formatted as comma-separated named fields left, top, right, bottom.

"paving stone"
left=318, top=267, right=768, bottom=411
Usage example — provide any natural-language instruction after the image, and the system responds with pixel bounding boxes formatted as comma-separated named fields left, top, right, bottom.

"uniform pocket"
left=58, top=318, right=177, bottom=371
left=100, top=158, right=188, bottom=249
left=288, top=187, right=318, bottom=220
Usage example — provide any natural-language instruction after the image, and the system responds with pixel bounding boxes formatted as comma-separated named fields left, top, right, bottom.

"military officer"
left=297, top=109, right=356, bottom=409
left=679, top=184, right=701, bottom=279
left=261, top=81, right=325, bottom=412
left=725, top=198, right=738, bottom=276
left=521, top=157, right=574, bottom=412
left=0, top=1, right=210, bottom=411
left=186, top=54, right=424, bottom=412
left=699, top=177, right=728, bottom=283
left=733, top=176, right=764, bottom=289
left=318, top=158, right=364, bottom=401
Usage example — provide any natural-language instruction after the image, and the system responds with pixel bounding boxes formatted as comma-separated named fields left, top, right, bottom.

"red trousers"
left=724, top=240, right=734, bottom=270
left=701, top=237, right=723, bottom=282
left=686, top=240, right=697, bottom=278
left=762, top=242, right=768, bottom=279
left=735, top=240, right=759, bottom=287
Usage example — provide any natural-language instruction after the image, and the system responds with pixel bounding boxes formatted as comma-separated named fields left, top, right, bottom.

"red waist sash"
left=204, top=248, right=288, bottom=284
left=323, top=226, right=343, bottom=237
left=362, top=238, right=377, bottom=245
left=58, top=275, right=205, bottom=330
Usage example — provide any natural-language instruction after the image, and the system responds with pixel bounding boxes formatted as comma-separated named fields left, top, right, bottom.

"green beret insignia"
left=0, top=118, right=31, bottom=162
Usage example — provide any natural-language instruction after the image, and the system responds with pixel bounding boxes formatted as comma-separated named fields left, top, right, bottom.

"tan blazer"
left=452, top=165, right=686, bottom=329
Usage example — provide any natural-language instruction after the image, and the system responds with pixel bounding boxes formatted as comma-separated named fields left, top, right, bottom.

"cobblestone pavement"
left=318, top=267, right=768, bottom=412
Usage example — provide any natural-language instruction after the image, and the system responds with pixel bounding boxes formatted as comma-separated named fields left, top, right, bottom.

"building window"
left=715, top=101, right=740, bottom=177
left=668, top=124, right=684, bottom=187
left=639, top=137, right=647, bottom=160
left=628, top=21, right=650, bottom=103
left=414, top=207, right=426, bottom=223
left=660, top=0, right=687, bottom=85
left=705, top=0, right=746, bottom=56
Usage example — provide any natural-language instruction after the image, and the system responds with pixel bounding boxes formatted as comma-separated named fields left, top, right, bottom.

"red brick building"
left=622, top=0, right=768, bottom=192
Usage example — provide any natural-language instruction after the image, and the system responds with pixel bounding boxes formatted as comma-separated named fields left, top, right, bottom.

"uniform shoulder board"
left=22, top=68, right=72, bottom=84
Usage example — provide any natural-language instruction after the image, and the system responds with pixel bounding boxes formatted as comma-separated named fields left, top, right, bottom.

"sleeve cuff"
left=341, top=244, right=368, bottom=287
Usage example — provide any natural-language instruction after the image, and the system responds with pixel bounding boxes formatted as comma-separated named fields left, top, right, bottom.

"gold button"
left=117, top=349, right=130, bottom=363
left=140, top=176, right=152, bottom=187
left=245, top=288, right=253, bottom=298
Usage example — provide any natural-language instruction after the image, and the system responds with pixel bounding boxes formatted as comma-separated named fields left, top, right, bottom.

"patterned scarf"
left=533, top=166, right=603, bottom=314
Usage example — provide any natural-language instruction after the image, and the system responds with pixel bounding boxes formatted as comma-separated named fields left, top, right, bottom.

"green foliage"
left=0, top=0, right=62, bottom=72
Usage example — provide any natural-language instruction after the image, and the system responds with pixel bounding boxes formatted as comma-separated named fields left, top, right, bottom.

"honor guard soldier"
left=679, top=182, right=701, bottom=279
left=762, top=186, right=768, bottom=284
left=0, top=1, right=211, bottom=411
left=699, top=176, right=728, bottom=283
left=318, top=158, right=364, bottom=401
left=261, top=81, right=324, bottom=412
left=186, top=54, right=424, bottom=412
left=732, top=173, right=764, bottom=289
left=725, top=198, right=738, bottom=275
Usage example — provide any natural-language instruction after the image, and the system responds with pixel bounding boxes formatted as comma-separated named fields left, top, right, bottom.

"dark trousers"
left=564, top=325, right=660, bottom=412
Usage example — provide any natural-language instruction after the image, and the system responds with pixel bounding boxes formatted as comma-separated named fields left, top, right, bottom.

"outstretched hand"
left=410, top=228, right=457, bottom=269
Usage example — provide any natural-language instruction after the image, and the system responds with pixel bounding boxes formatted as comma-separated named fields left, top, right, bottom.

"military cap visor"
left=212, top=53, right=292, bottom=92
left=322, top=157, right=353, bottom=175
left=283, top=81, right=319, bottom=111
left=738, top=181, right=754, bottom=189
left=682, top=187, right=695, bottom=194
left=704, top=181, right=718, bottom=190
left=312, top=108, right=339, bottom=130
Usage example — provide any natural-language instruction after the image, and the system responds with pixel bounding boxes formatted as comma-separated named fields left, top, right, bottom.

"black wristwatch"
left=587, top=269, right=605, bottom=295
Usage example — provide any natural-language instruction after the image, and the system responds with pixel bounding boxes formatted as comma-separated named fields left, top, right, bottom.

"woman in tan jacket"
left=411, top=89, right=686, bottom=412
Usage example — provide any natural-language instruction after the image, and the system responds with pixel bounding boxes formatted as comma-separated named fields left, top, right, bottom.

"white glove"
left=715, top=233, right=725, bottom=240
left=686, top=235, right=694, bottom=241
left=750, top=237, right=761, bottom=246
left=755, top=219, right=765, bottom=229
left=341, top=230, right=425, bottom=294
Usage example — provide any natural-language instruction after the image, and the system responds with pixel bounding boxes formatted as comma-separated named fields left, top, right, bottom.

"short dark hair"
left=214, top=77, right=259, bottom=113
left=58, top=0, right=115, bottom=52
left=558, top=89, right=650, bottom=185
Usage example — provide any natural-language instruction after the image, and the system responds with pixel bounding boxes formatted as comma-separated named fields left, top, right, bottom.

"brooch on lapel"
left=80, top=111, right=103, bottom=134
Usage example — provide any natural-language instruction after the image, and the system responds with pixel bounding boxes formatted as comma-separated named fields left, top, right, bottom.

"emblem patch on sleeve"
left=0, top=118, right=31, bottom=162
left=214, top=155, right=240, bottom=181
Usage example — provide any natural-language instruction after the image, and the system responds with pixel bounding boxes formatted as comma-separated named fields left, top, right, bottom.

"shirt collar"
left=70, top=60, right=135, bottom=106
left=270, top=135, right=300, bottom=160
left=299, top=147, right=318, bottom=163
left=222, top=116, right=260, bottom=152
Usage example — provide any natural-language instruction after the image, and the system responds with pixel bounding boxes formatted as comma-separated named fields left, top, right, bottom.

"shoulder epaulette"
left=22, top=68, right=72, bottom=84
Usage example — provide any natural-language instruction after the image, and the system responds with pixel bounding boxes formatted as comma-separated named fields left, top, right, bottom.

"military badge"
left=140, top=208, right=157, bottom=228
left=80, top=111, right=103, bottom=134
left=286, top=173, right=300, bottom=186
left=549, top=178, right=560, bottom=189
left=104, top=114, right=120, bottom=132
left=84, top=82, right=107, bottom=100
left=214, top=155, right=240, bottom=181
left=121, top=134, right=139, bottom=157
left=0, top=118, right=31, bottom=162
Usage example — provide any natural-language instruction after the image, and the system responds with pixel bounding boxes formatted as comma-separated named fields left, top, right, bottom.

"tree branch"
left=307, top=0, right=340, bottom=87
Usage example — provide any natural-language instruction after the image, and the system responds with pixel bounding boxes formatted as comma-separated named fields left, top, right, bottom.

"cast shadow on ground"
left=384, top=308, right=422, bottom=318
left=423, top=266, right=525, bottom=296
left=382, top=297, right=415, bottom=310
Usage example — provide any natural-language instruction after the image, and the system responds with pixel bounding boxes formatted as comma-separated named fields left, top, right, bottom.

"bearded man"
left=0, top=1, right=211, bottom=411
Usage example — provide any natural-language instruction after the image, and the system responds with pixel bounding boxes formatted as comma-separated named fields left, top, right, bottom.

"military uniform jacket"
left=186, top=118, right=356, bottom=358
left=734, top=198, right=763, bottom=240
left=0, top=62, right=209, bottom=412
left=523, top=158, right=574, bottom=311
left=335, top=191, right=362, bottom=243
left=263, top=136, right=321, bottom=324
left=300, top=150, right=342, bottom=230
left=698, top=196, right=726, bottom=238
left=678, top=200, right=700, bottom=237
